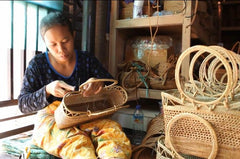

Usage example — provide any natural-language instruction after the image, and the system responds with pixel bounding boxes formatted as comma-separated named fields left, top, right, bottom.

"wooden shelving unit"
left=127, top=88, right=178, bottom=101
left=219, top=0, right=240, bottom=50
left=109, top=1, right=192, bottom=100
left=114, top=14, right=184, bottom=29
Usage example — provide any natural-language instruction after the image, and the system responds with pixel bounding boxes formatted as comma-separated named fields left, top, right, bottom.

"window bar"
left=0, top=125, right=34, bottom=139
left=0, top=112, right=36, bottom=122
left=10, top=1, right=14, bottom=101
left=35, top=5, right=39, bottom=53
left=0, top=100, right=18, bottom=107
left=24, top=2, right=27, bottom=72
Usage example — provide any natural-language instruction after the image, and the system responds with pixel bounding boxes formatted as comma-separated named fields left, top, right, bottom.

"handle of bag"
left=175, top=45, right=233, bottom=106
left=86, top=105, right=130, bottom=116
left=79, top=78, right=118, bottom=91
left=231, top=41, right=240, bottom=54
left=165, top=113, right=218, bottom=159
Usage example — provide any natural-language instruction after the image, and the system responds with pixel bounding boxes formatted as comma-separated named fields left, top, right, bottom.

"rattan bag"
left=162, top=45, right=240, bottom=159
left=54, top=79, right=129, bottom=129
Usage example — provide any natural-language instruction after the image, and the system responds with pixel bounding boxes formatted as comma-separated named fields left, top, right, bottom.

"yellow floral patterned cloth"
left=32, top=101, right=132, bottom=159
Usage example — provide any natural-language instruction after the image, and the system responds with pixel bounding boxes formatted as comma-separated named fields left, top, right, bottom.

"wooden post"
left=181, top=0, right=192, bottom=80
left=109, top=1, right=118, bottom=77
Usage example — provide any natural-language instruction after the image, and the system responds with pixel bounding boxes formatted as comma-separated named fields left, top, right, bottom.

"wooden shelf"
left=221, top=27, right=240, bottom=31
left=222, top=1, right=240, bottom=5
left=219, top=1, right=240, bottom=50
left=109, top=1, right=192, bottom=99
left=115, top=14, right=184, bottom=29
left=128, top=88, right=178, bottom=101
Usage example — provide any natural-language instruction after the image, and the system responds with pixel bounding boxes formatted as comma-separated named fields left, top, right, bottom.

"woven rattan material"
left=175, top=45, right=237, bottom=108
left=132, top=113, right=164, bottom=159
left=118, top=61, right=150, bottom=92
left=162, top=45, right=240, bottom=159
left=162, top=92, right=240, bottom=158
left=54, top=79, right=129, bottom=129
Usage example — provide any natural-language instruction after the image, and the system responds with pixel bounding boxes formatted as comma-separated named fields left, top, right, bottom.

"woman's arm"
left=18, top=55, right=75, bottom=113
left=18, top=59, right=49, bottom=113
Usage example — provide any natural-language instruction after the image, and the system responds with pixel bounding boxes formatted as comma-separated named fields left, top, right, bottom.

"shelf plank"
left=115, top=14, right=184, bottom=29
left=128, top=88, right=178, bottom=101
left=221, top=27, right=240, bottom=31
left=222, top=1, right=240, bottom=5
left=138, top=88, right=162, bottom=99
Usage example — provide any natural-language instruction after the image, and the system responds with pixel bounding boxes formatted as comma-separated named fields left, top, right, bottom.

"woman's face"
left=44, top=25, right=75, bottom=63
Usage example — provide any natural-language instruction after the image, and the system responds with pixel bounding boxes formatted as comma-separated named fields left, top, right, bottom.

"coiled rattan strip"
left=188, top=48, right=224, bottom=97
left=197, top=46, right=239, bottom=99
left=209, top=46, right=238, bottom=91
left=175, top=45, right=233, bottom=107
left=198, top=54, right=225, bottom=96
left=189, top=46, right=233, bottom=99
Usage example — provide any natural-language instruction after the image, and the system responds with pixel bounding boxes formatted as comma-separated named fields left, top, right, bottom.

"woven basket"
left=117, top=61, right=150, bottom=92
left=162, top=92, right=240, bottom=159
left=54, top=79, right=129, bottom=129
left=149, top=55, right=177, bottom=90
left=132, top=113, right=165, bottom=159
left=156, top=135, right=175, bottom=159
left=163, top=0, right=185, bottom=14
left=162, top=45, right=240, bottom=159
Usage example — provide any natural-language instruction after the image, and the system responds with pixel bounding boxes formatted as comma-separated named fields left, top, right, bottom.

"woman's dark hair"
left=40, top=11, right=73, bottom=39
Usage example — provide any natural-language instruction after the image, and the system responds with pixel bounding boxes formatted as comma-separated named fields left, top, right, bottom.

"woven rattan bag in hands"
left=54, top=79, right=129, bottom=129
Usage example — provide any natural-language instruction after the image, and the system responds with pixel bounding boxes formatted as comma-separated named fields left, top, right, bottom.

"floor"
left=0, top=153, right=18, bottom=159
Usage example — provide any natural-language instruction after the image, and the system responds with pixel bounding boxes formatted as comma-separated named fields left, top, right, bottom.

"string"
left=186, top=0, right=198, bottom=28
left=132, top=62, right=149, bottom=97
left=147, top=0, right=160, bottom=67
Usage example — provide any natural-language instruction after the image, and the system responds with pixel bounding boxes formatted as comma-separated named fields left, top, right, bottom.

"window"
left=0, top=1, right=61, bottom=102
left=0, top=1, right=62, bottom=138
left=0, top=2, right=12, bottom=101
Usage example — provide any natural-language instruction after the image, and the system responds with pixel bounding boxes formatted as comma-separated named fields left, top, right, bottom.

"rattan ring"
left=175, top=45, right=233, bottom=107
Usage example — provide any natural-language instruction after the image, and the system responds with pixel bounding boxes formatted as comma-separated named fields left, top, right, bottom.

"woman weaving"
left=18, top=11, right=131, bottom=159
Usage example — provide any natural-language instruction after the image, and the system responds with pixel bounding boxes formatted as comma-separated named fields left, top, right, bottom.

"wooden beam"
left=0, top=100, right=18, bottom=107
left=0, top=125, right=34, bottom=139
left=0, top=112, right=36, bottom=122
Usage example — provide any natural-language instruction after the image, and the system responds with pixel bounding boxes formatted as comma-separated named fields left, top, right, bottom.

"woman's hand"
left=82, top=78, right=104, bottom=97
left=46, top=80, right=75, bottom=98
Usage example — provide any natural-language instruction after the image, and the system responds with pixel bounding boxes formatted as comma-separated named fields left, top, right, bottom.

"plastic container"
left=133, top=0, right=144, bottom=18
left=132, top=104, right=145, bottom=145
left=125, top=35, right=173, bottom=67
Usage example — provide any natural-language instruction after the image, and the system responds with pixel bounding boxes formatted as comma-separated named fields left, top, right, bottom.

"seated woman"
left=18, top=11, right=132, bottom=159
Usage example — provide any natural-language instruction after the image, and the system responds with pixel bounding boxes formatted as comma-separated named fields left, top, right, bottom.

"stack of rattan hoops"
left=159, top=45, right=240, bottom=159
left=54, top=79, right=129, bottom=129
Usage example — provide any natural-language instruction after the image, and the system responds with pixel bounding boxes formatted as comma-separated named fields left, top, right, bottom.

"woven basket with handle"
left=162, top=45, right=240, bottom=159
left=54, top=79, right=129, bottom=129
